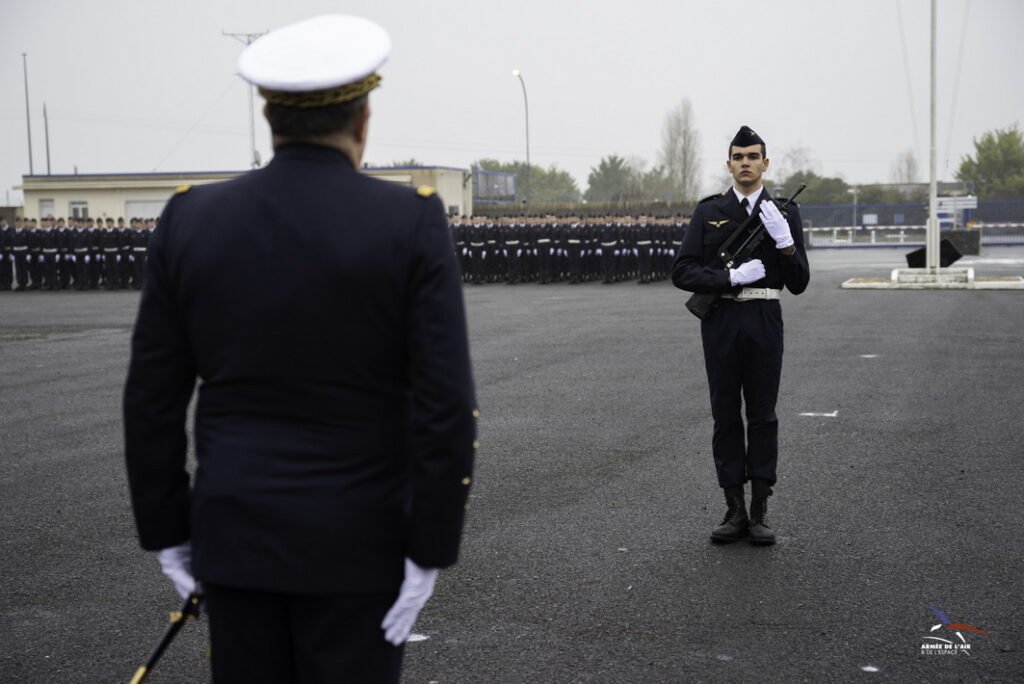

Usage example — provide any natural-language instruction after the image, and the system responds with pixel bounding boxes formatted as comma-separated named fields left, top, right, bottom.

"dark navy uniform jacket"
left=124, top=143, right=476, bottom=595
left=672, top=189, right=809, bottom=296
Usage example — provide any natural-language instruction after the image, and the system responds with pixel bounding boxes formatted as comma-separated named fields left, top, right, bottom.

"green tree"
left=956, top=125, right=1024, bottom=200
left=777, top=169, right=851, bottom=205
left=637, top=165, right=678, bottom=202
left=584, top=155, right=634, bottom=202
left=532, top=165, right=582, bottom=204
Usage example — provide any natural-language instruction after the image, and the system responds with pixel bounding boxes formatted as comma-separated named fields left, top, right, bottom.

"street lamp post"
left=224, top=30, right=267, bottom=169
left=512, top=70, right=530, bottom=208
left=23, top=53, right=34, bottom=176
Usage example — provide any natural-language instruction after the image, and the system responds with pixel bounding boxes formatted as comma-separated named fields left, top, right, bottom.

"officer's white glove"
left=729, top=259, right=766, bottom=286
left=157, top=542, right=198, bottom=599
left=381, top=558, right=438, bottom=646
left=759, top=201, right=795, bottom=249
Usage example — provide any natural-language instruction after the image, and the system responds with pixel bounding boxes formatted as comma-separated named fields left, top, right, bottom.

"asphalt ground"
left=2, top=247, right=1023, bottom=683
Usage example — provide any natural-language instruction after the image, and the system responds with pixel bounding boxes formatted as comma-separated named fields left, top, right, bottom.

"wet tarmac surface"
left=2, top=247, right=1022, bottom=682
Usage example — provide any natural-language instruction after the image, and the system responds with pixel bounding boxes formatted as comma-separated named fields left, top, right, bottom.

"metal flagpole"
left=927, top=0, right=939, bottom=272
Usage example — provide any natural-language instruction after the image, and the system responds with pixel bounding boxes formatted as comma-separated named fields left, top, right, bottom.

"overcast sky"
left=2, top=0, right=1021, bottom=207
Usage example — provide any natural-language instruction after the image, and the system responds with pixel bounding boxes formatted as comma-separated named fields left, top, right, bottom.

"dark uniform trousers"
left=205, top=584, right=403, bottom=684
left=701, top=298, right=783, bottom=487
left=0, top=228, right=12, bottom=290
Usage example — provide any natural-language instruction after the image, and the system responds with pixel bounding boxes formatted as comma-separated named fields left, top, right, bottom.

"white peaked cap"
left=238, top=15, right=391, bottom=105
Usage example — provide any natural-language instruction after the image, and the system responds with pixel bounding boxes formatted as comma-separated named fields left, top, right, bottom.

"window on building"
left=39, top=199, right=55, bottom=218
left=893, top=213, right=905, bottom=225
left=70, top=201, right=89, bottom=218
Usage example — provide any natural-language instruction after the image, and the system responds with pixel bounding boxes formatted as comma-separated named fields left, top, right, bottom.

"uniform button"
left=472, top=441, right=480, bottom=449
left=472, top=409, right=480, bottom=418
left=461, top=477, right=472, bottom=486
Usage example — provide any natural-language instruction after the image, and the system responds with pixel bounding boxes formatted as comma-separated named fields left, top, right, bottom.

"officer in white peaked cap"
left=125, top=15, right=476, bottom=683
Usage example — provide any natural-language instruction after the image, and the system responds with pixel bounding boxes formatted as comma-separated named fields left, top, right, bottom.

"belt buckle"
left=735, top=288, right=760, bottom=302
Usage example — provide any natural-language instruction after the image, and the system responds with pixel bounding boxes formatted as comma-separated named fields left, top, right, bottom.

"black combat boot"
left=710, top=485, right=749, bottom=543
left=748, top=479, right=776, bottom=546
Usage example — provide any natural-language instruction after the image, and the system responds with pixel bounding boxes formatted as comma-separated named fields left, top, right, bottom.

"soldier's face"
left=727, top=145, right=768, bottom=188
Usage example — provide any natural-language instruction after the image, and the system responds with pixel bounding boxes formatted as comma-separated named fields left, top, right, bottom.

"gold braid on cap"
left=260, top=73, right=381, bottom=108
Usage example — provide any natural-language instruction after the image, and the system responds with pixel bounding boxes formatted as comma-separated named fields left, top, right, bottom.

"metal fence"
left=801, top=199, right=1024, bottom=248
left=800, top=200, right=1024, bottom=229
left=805, top=225, right=1024, bottom=249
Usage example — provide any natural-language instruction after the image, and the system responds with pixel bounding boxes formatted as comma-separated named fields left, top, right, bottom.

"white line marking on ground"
left=861, top=665, right=880, bottom=672
left=859, top=354, right=880, bottom=358
left=408, top=633, right=430, bottom=643
left=799, top=410, right=839, bottom=417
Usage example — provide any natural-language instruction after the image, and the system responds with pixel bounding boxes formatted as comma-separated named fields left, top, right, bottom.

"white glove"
left=759, top=201, right=794, bottom=249
left=729, top=259, right=766, bottom=286
left=381, top=558, right=438, bottom=646
left=157, top=542, right=198, bottom=599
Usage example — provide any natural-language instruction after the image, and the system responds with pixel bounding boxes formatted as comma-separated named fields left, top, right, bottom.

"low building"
left=17, top=164, right=473, bottom=220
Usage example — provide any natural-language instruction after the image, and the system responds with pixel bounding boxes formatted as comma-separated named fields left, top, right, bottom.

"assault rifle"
left=685, top=183, right=806, bottom=320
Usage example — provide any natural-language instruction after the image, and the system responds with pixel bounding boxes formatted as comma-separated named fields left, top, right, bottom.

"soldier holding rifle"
left=672, top=126, right=809, bottom=546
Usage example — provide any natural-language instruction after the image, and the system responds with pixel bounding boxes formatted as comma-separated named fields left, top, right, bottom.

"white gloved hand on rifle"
left=381, top=558, right=438, bottom=646
left=729, top=259, right=766, bottom=286
left=157, top=542, right=198, bottom=599
left=759, top=201, right=795, bottom=249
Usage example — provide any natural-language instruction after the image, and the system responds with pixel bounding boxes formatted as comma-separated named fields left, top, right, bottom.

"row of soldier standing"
left=2, top=212, right=689, bottom=292
left=452, top=215, right=687, bottom=285
left=0, top=216, right=154, bottom=291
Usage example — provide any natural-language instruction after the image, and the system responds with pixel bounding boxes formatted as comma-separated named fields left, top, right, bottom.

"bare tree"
left=771, top=146, right=818, bottom=183
left=657, top=99, right=702, bottom=201
left=890, top=148, right=919, bottom=183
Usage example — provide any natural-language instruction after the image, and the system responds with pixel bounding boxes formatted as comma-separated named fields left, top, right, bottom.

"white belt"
left=537, top=239, right=551, bottom=243
left=721, top=288, right=780, bottom=301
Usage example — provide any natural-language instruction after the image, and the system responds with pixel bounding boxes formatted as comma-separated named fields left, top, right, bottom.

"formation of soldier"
left=1, top=211, right=690, bottom=292
left=451, top=214, right=689, bottom=285
left=0, top=216, right=154, bottom=292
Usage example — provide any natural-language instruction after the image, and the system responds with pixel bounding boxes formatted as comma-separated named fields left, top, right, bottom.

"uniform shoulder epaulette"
left=416, top=185, right=436, bottom=198
left=698, top=192, right=723, bottom=204
left=175, top=184, right=192, bottom=194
